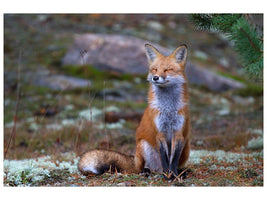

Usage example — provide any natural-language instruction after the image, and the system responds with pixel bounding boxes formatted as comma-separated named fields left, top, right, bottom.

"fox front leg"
left=169, top=134, right=185, bottom=178
left=158, top=134, right=185, bottom=179
left=157, top=134, right=170, bottom=176
left=159, top=140, right=169, bottom=173
left=170, top=141, right=184, bottom=177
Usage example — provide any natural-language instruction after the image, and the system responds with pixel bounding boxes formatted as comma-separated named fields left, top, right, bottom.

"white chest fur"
left=150, top=84, right=186, bottom=142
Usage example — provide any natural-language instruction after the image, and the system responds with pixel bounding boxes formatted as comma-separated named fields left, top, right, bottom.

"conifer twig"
left=239, top=27, right=263, bottom=53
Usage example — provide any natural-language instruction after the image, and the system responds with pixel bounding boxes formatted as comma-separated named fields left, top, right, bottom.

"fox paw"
left=141, top=168, right=151, bottom=177
left=163, top=168, right=188, bottom=180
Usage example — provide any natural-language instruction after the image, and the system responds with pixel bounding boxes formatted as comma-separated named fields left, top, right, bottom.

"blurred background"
left=3, top=14, right=263, bottom=186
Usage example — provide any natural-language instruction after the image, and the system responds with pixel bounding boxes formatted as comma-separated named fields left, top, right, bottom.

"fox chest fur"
left=150, top=83, right=186, bottom=142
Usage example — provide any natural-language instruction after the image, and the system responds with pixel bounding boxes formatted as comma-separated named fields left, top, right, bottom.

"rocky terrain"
left=4, top=14, right=263, bottom=186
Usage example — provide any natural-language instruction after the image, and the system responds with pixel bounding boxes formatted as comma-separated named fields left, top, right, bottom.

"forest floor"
left=3, top=14, right=263, bottom=186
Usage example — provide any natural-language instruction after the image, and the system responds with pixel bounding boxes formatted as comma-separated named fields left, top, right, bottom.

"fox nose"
left=153, top=76, right=159, bottom=81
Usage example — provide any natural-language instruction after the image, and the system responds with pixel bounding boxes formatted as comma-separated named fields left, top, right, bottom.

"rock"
left=147, top=21, right=164, bottom=31
left=196, top=140, right=204, bottom=146
left=98, top=119, right=125, bottom=130
left=33, top=75, right=91, bottom=91
left=193, top=50, right=208, bottom=60
left=218, top=57, right=229, bottom=68
left=78, top=107, right=102, bottom=121
left=232, top=95, right=255, bottom=105
left=186, top=63, right=245, bottom=92
left=62, top=33, right=245, bottom=92
left=216, top=97, right=231, bottom=115
left=96, top=88, right=128, bottom=102
left=117, top=182, right=127, bottom=186
left=217, top=108, right=230, bottom=116
left=62, top=34, right=149, bottom=74
left=116, top=182, right=135, bottom=186
left=96, top=88, right=146, bottom=102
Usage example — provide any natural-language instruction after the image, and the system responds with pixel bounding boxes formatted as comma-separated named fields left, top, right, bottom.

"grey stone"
left=62, top=33, right=245, bottom=92
left=232, top=95, right=255, bottom=105
left=33, top=75, right=91, bottom=91
left=147, top=21, right=164, bottom=31
left=62, top=33, right=149, bottom=74
left=186, top=63, right=245, bottom=92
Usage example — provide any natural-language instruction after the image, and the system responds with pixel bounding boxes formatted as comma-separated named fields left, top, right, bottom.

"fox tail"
left=78, top=149, right=135, bottom=175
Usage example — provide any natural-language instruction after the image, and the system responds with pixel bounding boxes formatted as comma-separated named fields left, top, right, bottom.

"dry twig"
left=4, top=50, right=22, bottom=159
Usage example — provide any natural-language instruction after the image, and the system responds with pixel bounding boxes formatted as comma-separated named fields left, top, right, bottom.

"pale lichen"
left=99, top=119, right=126, bottom=130
left=189, top=150, right=263, bottom=164
left=4, top=152, right=79, bottom=186
left=78, top=107, right=102, bottom=121
left=247, top=137, right=263, bottom=150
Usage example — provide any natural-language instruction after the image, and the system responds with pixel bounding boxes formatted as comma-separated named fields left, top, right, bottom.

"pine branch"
left=189, top=14, right=214, bottom=31
left=212, top=14, right=242, bottom=32
left=239, top=27, right=262, bottom=53
left=189, top=14, right=263, bottom=80
left=230, top=17, right=263, bottom=74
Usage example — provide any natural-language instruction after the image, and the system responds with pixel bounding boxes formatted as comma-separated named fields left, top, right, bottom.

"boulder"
left=33, top=75, right=91, bottom=91
left=62, top=34, right=149, bottom=74
left=186, top=64, right=245, bottom=92
left=62, top=33, right=245, bottom=92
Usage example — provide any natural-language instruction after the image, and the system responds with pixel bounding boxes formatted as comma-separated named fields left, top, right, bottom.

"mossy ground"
left=4, top=150, right=263, bottom=186
left=4, top=14, right=263, bottom=187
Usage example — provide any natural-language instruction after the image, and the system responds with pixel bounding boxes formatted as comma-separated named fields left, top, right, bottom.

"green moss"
left=40, top=169, right=70, bottom=185
left=61, top=65, right=137, bottom=81
left=217, top=71, right=247, bottom=83
left=189, top=83, right=212, bottom=94
left=238, top=168, right=258, bottom=179
left=21, top=170, right=33, bottom=184
left=234, top=84, right=263, bottom=97
left=252, top=179, right=263, bottom=186
left=120, top=73, right=133, bottom=81
left=21, top=84, right=53, bottom=96
left=118, top=101, right=147, bottom=110
left=217, top=71, right=263, bottom=97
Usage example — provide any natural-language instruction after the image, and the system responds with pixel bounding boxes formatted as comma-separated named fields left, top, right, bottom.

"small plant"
left=21, top=170, right=32, bottom=184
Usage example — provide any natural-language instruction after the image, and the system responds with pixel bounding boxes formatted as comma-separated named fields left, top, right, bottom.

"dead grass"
left=4, top=14, right=263, bottom=187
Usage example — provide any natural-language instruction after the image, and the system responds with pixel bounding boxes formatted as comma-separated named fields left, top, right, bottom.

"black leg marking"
left=170, top=140, right=183, bottom=177
left=167, top=140, right=171, bottom=158
left=159, top=141, right=169, bottom=174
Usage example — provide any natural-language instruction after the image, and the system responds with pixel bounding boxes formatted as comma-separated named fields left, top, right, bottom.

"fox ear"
left=172, top=44, right=187, bottom=65
left=145, top=44, right=160, bottom=63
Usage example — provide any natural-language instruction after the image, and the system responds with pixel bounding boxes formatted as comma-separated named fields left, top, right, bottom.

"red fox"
left=78, top=44, right=190, bottom=179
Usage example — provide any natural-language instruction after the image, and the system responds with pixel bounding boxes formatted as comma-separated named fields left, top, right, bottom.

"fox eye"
left=152, top=68, right=157, bottom=73
left=164, top=68, right=173, bottom=72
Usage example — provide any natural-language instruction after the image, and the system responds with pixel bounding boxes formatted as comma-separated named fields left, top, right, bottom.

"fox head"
left=145, top=44, right=188, bottom=87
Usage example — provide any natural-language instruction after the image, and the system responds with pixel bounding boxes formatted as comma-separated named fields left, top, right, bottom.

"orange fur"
left=78, top=44, right=190, bottom=178
left=135, top=44, right=190, bottom=175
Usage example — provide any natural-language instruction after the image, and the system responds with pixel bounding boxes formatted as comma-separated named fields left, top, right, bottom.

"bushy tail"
left=78, top=149, right=135, bottom=175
